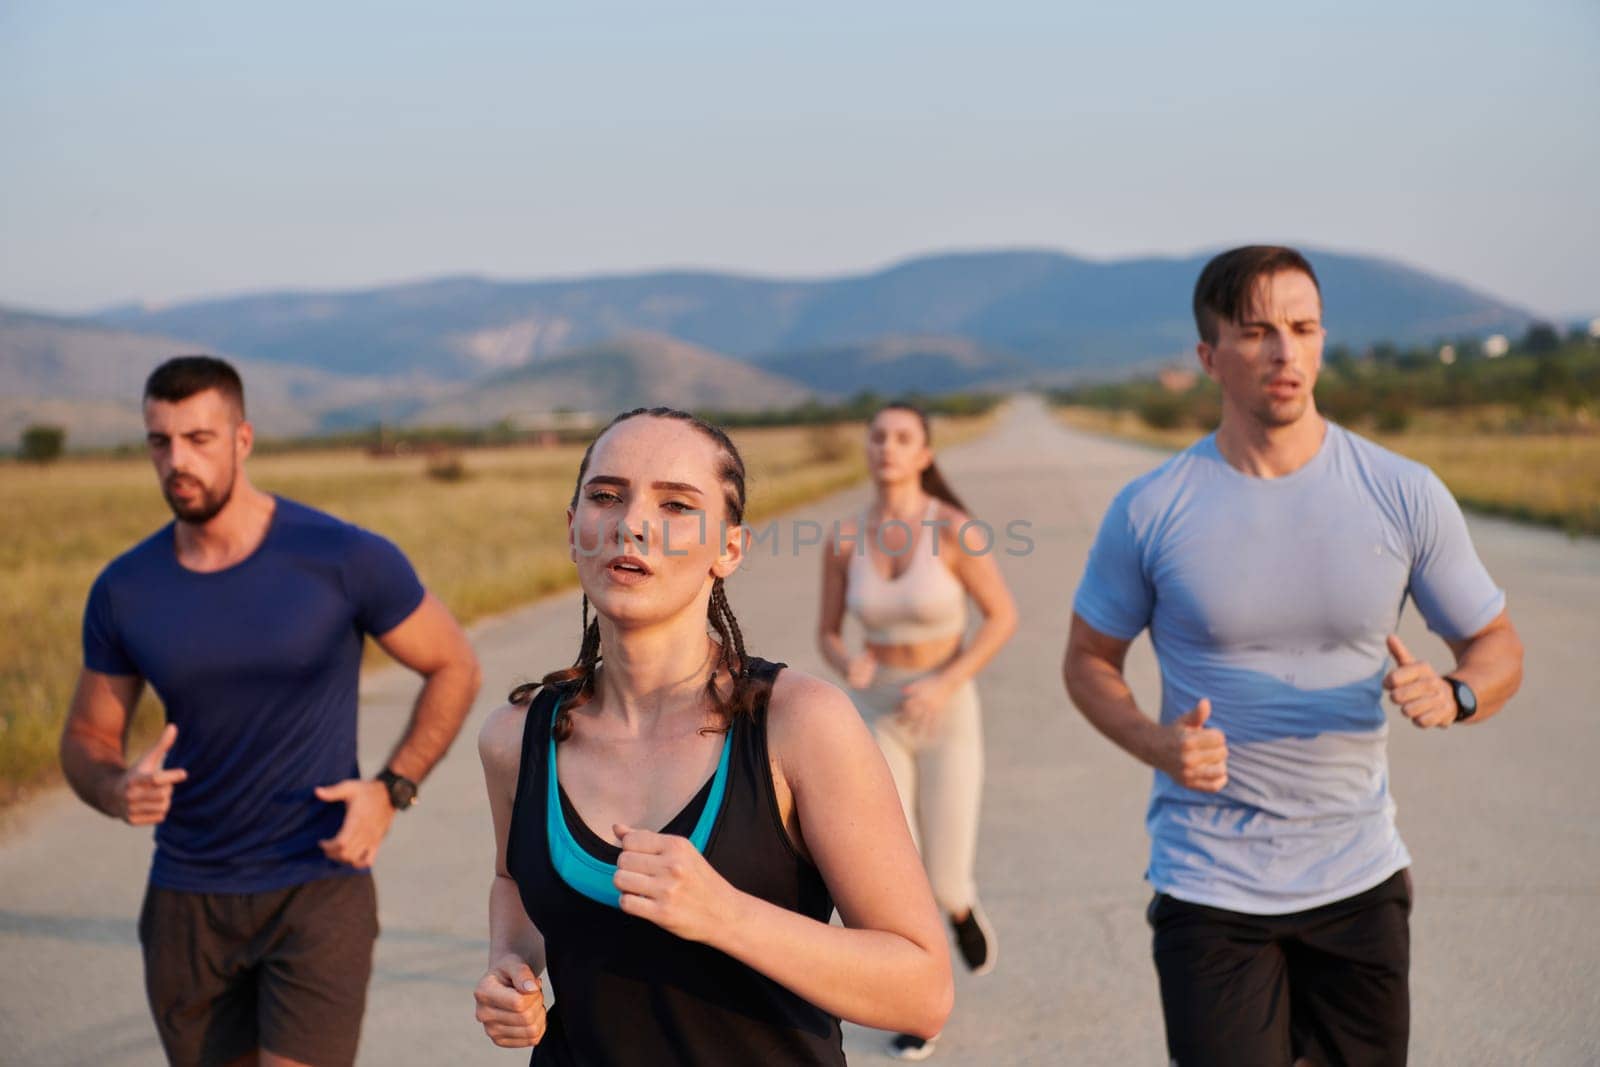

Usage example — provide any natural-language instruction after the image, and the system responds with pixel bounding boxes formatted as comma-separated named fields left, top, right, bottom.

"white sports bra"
left=846, top=500, right=968, bottom=646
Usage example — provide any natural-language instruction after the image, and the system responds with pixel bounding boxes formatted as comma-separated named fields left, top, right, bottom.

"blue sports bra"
left=545, top=692, right=735, bottom=909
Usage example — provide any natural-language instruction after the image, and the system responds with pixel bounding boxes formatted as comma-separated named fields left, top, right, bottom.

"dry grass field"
left=1055, top=406, right=1600, bottom=535
left=0, top=416, right=991, bottom=803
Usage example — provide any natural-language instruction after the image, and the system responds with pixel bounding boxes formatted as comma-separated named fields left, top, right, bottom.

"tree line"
left=1049, top=323, right=1599, bottom=434
left=13, top=392, right=1004, bottom=462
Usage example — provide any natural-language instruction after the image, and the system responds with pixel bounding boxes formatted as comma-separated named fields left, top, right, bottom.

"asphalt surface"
left=3, top=396, right=1596, bottom=1065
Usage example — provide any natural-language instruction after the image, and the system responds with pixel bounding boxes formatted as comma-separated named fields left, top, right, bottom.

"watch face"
left=382, top=771, right=418, bottom=810
left=1451, top=678, right=1477, bottom=720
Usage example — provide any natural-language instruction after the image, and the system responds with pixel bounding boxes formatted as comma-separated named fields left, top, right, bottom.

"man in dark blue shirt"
left=60, top=355, right=483, bottom=1067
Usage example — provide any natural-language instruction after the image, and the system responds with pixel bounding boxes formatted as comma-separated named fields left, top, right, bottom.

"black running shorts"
left=1148, top=869, right=1412, bottom=1067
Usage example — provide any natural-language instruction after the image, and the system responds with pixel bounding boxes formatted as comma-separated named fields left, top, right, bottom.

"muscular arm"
left=1445, top=610, right=1523, bottom=723
left=59, top=669, right=158, bottom=819
left=1062, top=614, right=1162, bottom=764
left=373, top=592, right=483, bottom=781
left=1397, top=471, right=1525, bottom=728
left=61, top=668, right=189, bottom=823
left=61, top=669, right=143, bottom=815
left=1387, top=609, right=1524, bottom=728
left=314, top=592, right=482, bottom=867
left=1063, top=613, right=1227, bottom=791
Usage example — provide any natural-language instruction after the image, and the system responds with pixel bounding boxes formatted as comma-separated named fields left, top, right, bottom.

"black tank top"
left=506, top=658, right=846, bottom=1066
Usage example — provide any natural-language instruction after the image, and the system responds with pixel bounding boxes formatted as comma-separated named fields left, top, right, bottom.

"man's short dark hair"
left=1193, top=245, right=1321, bottom=345
left=144, top=355, right=246, bottom=418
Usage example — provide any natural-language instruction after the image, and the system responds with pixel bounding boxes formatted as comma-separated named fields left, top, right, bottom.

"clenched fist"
left=614, top=824, right=740, bottom=944
left=475, top=955, right=547, bottom=1048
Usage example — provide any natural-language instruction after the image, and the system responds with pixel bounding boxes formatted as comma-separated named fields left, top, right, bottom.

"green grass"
left=0, top=416, right=992, bottom=806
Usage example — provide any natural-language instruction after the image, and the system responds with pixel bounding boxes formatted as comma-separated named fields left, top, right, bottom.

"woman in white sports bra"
left=818, top=403, right=1018, bottom=1061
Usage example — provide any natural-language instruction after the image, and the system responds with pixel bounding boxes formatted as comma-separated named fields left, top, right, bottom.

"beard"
left=162, top=471, right=235, bottom=524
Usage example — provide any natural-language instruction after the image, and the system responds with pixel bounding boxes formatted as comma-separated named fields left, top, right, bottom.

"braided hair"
left=507, top=407, right=769, bottom=741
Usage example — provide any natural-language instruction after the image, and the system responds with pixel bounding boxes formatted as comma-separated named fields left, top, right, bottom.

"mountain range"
left=4, top=247, right=1536, bottom=446
left=0, top=307, right=445, bottom=448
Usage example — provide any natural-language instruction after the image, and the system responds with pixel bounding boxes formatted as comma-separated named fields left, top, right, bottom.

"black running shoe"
left=888, top=1032, right=937, bottom=1061
left=951, top=901, right=997, bottom=976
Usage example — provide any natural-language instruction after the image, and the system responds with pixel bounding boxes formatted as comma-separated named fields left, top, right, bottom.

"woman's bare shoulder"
left=932, top=499, right=991, bottom=558
left=766, top=667, right=869, bottom=756
left=478, top=699, right=532, bottom=777
left=931, top=498, right=974, bottom=531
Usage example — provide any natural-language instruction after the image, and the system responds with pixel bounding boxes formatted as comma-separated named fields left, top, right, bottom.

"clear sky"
left=3, top=0, right=1596, bottom=317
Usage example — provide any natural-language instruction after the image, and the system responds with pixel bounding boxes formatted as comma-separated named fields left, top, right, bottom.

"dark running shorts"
left=1148, top=868, right=1412, bottom=1067
left=139, top=872, right=379, bottom=1067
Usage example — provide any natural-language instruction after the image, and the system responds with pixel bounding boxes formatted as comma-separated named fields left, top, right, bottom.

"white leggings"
left=851, top=665, right=984, bottom=916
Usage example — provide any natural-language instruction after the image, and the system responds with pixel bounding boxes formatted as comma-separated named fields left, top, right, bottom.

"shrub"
left=1138, top=395, right=1185, bottom=430
left=19, top=424, right=66, bottom=463
left=807, top=424, right=855, bottom=463
left=1374, top=399, right=1413, bottom=433
left=424, top=449, right=468, bottom=482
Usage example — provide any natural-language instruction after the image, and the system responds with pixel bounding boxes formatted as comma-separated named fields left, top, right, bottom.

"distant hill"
left=756, top=334, right=1044, bottom=396
left=4, top=247, right=1542, bottom=448
left=95, top=249, right=1536, bottom=381
left=97, top=273, right=818, bottom=380
left=403, top=332, right=813, bottom=426
left=0, top=308, right=443, bottom=447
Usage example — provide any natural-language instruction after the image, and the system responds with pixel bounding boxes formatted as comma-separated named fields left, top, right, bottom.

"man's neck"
left=173, top=483, right=277, bottom=572
left=1214, top=410, right=1328, bottom=479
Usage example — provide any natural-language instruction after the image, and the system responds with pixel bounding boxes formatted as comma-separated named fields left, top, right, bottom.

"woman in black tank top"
left=473, top=408, right=953, bottom=1065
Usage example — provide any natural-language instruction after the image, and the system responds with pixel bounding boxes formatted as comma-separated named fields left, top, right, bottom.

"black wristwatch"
left=1445, top=676, right=1477, bottom=724
left=376, top=767, right=419, bottom=811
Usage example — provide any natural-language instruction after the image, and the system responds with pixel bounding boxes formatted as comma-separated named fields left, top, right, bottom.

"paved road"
left=3, top=397, right=1597, bottom=1065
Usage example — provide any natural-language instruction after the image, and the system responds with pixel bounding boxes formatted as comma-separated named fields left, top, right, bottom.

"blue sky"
left=2, top=0, right=1596, bottom=317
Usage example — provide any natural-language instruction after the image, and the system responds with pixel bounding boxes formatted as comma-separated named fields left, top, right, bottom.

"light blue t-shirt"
left=1074, top=422, right=1505, bottom=914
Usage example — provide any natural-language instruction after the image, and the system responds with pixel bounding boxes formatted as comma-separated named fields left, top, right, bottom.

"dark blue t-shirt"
left=82, top=496, right=426, bottom=893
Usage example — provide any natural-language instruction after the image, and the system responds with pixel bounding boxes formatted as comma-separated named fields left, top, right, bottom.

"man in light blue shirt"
left=1064, top=246, right=1524, bottom=1066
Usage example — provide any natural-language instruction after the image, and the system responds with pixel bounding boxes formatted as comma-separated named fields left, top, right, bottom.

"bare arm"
left=1062, top=615, right=1156, bottom=762
left=816, top=524, right=856, bottom=677
left=314, top=592, right=482, bottom=867
left=479, top=704, right=546, bottom=971
left=60, top=669, right=189, bottom=822
left=1062, top=613, right=1227, bottom=792
left=1446, top=611, right=1524, bottom=722
left=373, top=591, right=483, bottom=781
left=739, top=674, right=953, bottom=1034
left=473, top=702, right=549, bottom=1048
left=614, top=671, right=953, bottom=1038
left=60, top=669, right=143, bottom=816
left=1385, top=609, right=1524, bottom=728
left=933, top=510, right=1018, bottom=687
